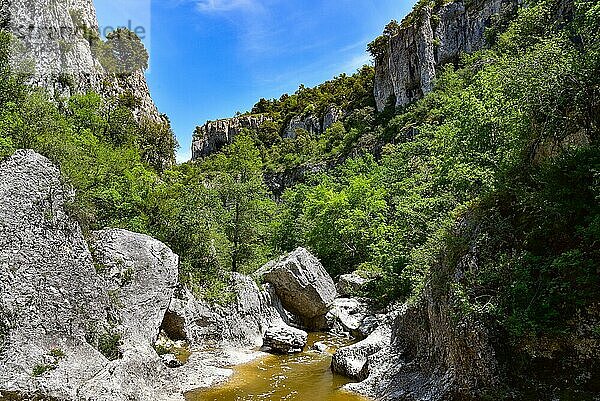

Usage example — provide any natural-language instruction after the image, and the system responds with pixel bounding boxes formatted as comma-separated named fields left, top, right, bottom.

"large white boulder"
left=263, top=324, right=308, bottom=354
left=90, top=228, right=179, bottom=346
left=256, top=248, right=337, bottom=325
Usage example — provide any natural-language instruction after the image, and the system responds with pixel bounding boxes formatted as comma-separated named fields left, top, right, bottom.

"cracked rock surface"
left=0, top=150, right=233, bottom=400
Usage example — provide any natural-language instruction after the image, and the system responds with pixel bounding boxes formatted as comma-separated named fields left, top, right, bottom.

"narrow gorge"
left=1, top=0, right=598, bottom=400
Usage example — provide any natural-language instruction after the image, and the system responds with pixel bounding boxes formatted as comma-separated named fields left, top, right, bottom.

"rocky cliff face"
left=0, top=0, right=158, bottom=118
left=192, top=114, right=272, bottom=159
left=191, top=106, right=342, bottom=160
left=0, top=150, right=231, bottom=400
left=335, top=212, right=599, bottom=400
left=374, top=0, right=520, bottom=110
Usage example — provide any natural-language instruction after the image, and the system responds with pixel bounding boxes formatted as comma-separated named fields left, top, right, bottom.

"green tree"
left=94, top=28, right=148, bottom=75
left=138, top=115, right=178, bottom=172
left=209, top=133, right=276, bottom=272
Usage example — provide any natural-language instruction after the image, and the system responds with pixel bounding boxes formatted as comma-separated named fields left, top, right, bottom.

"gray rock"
left=374, top=0, right=521, bottom=110
left=90, top=228, right=179, bottom=346
left=336, top=272, right=370, bottom=297
left=191, top=114, right=271, bottom=159
left=342, top=271, right=499, bottom=401
left=325, top=298, right=375, bottom=338
left=0, top=150, right=110, bottom=399
left=331, top=314, right=394, bottom=381
left=161, top=354, right=183, bottom=368
left=357, top=315, right=381, bottom=338
left=322, top=106, right=343, bottom=131
left=165, top=273, right=291, bottom=349
left=256, top=248, right=337, bottom=325
left=263, top=325, right=308, bottom=354
left=0, top=150, right=234, bottom=400
left=284, top=115, right=320, bottom=139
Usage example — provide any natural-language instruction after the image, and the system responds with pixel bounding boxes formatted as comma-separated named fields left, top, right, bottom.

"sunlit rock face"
left=191, top=106, right=343, bottom=160
left=191, top=115, right=272, bottom=159
left=256, top=247, right=337, bottom=329
left=374, top=0, right=521, bottom=111
left=1, top=0, right=159, bottom=118
left=0, top=150, right=219, bottom=401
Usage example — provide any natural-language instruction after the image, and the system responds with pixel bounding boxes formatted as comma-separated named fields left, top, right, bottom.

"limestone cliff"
left=0, top=0, right=158, bottom=118
left=191, top=105, right=342, bottom=160
left=374, top=0, right=520, bottom=110
left=192, top=114, right=272, bottom=159
left=0, top=150, right=230, bottom=400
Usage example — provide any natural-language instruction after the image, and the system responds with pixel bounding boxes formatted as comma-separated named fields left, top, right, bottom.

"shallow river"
left=185, top=333, right=371, bottom=401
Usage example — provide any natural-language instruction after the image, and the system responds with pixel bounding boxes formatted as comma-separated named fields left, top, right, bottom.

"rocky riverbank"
left=0, top=150, right=382, bottom=400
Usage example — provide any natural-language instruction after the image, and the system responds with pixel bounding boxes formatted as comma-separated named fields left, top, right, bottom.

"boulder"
left=257, top=248, right=337, bottom=325
left=336, top=272, right=370, bottom=297
left=263, top=325, right=308, bottom=354
left=165, top=273, right=291, bottom=349
left=324, top=298, right=375, bottom=338
left=90, top=228, right=179, bottom=345
left=331, top=319, right=393, bottom=381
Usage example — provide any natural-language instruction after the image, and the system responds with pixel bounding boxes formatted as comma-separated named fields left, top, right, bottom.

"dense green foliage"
left=194, top=66, right=377, bottom=172
left=274, top=0, right=600, bottom=339
left=1, top=0, right=598, bottom=348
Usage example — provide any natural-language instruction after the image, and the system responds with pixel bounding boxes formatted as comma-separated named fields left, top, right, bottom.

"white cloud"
left=341, top=52, right=372, bottom=74
left=194, top=0, right=256, bottom=12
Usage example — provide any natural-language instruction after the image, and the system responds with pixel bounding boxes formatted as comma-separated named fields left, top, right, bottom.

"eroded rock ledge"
left=191, top=105, right=342, bottom=160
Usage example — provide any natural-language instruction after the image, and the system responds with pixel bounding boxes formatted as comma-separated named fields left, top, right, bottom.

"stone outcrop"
left=337, top=297, right=498, bottom=401
left=165, top=273, right=292, bottom=349
left=284, top=106, right=342, bottom=139
left=336, top=272, right=371, bottom=297
left=191, top=106, right=342, bottom=160
left=191, top=114, right=272, bottom=159
left=264, top=161, right=328, bottom=197
left=0, top=149, right=110, bottom=399
left=256, top=248, right=337, bottom=327
left=0, top=150, right=234, bottom=400
left=284, top=114, right=320, bottom=138
left=374, top=0, right=520, bottom=110
left=323, top=105, right=343, bottom=131
left=1, top=0, right=159, bottom=118
left=262, top=325, right=308, bottom=354
left=331, top=312, right=395, bottom=381
left=324, top=298, right=378, bottom=339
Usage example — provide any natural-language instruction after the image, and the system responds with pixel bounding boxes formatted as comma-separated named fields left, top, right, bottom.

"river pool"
left=185, top=333, right=371, bottom=401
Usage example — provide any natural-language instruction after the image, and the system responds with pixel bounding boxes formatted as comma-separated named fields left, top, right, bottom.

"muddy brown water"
left=185, top=333, right=372, bottom=401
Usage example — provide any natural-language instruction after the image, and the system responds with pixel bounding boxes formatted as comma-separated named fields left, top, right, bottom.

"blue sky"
left=96, top=1, right=416, bottom=162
